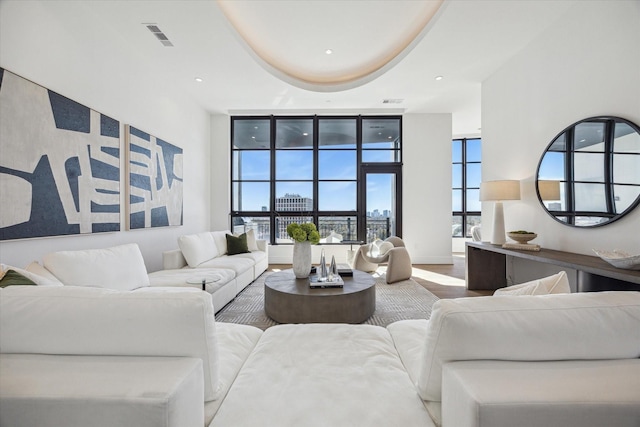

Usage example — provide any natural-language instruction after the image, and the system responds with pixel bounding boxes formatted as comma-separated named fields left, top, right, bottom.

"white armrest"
left=163, top=249, right=188, bottom=270
left=256, top=239, right=268, bottom=253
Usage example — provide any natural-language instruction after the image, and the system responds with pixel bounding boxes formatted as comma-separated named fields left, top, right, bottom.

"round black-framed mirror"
left=536, top=116, right=640, bottom=227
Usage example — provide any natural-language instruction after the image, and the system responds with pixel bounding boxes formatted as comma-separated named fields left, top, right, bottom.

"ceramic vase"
left=292, top=241, right=312, bottom=278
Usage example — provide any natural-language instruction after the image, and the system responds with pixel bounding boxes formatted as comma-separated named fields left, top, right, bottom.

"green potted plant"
left=287, top=223, right=320, bottom=278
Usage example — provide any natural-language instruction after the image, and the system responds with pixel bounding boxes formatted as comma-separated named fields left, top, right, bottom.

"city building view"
left=233, top=192, right=394, bottom=244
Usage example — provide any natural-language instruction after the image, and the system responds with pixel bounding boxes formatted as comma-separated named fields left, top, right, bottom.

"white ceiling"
left=56, top=0, right=576, bottom=136
left=216, top=0, right=445, bottom=88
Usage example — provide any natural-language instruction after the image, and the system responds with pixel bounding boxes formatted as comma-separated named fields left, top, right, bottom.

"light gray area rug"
left=215, top=272, right=439, bottom=330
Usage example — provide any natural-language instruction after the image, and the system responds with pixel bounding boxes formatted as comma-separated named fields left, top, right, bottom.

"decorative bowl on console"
left=507, top=231, right=537, bottom=244
left=592, top=249, right=640, bottom=270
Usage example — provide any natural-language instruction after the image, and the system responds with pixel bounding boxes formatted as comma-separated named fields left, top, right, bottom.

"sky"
left=452, top=138, right=481, bottom=212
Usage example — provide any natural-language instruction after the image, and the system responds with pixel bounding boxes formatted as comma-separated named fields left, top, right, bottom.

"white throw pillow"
left=1, top=263, right=63, bottom=287
left=211, top=230, right=231, bottom=255
left=178, top=232, right=219, bottom=267
left=378, top=241, right=395, bottom=256
left=368, top=240, right=394, bottom=259
left=246, top=228, right=259, bottom=252
left=493, top=271, right=570, bottom=296
left=43, top=244, right=150, bottom=291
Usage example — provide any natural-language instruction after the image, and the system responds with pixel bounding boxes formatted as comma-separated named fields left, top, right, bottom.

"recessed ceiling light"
left=325, top=49, right=333, bottom=55
left=435, top=75, right=443, bottom=81
left=194, top=77, right=203, bottom=82
left=303, top=132, right=309, bottom=136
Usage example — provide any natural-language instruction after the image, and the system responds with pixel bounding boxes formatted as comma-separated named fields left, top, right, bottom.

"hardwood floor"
left=412, top=254, right=492, bottom=299
left=268, top=254, right=492, bottom=300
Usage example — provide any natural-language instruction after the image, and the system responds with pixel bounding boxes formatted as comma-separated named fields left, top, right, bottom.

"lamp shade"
left=480, top=180, right=521, bottom=202
left=538, top=180, right=561, bottom=200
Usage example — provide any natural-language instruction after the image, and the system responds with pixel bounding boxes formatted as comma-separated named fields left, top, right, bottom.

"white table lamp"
left=480, top=180, right=521, bottom=245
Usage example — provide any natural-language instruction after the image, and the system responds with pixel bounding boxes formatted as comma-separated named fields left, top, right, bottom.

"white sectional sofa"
left=388, top=291, right=640, bottom=427
left=1, top=277, right=639, bottom=427
left=6, top=229, right=268, bottom=313
left=0, top=285, right=261, bottom=427
left=155, top=229, right=269, bottom=310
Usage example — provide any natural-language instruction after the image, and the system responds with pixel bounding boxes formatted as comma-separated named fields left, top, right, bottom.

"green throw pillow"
left=0, top=269, right=37, bottom=287
left=226, top=233, right=250, bottom=255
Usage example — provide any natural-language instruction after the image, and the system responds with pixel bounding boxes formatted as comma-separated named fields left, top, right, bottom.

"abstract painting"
left=125, top=125, right=183, bottom=229
left=0, top=68, right=121, bottom=240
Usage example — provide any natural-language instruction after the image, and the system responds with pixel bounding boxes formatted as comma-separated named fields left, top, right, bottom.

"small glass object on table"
left=186, top=276, right=220, bottom=291
left=309, top=254, right=343, bottom=288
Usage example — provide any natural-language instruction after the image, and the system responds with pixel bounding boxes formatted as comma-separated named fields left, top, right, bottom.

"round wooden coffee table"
left=264, top=269, right=376, bottom=324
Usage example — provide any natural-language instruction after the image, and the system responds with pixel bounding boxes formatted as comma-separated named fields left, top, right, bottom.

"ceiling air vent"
left=145, top=24, right=174, bottom=47
left=382, top=99, right=403, bottom=104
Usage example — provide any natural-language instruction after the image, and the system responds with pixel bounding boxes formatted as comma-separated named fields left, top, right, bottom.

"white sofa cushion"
left=416, top=291, right=640, bottom=402
left=146, top=268, right=238, bottom=312
left=205, top=323, right=263, bottom=424
left=43, top=244, right=150, bottom=290
left=387, top=319, right=430, bottom=388
left=178, top=232, right=219, bottom=268
left=233, top=250, right=267, bottom=264
left=0, top=354, right=204, bottom=427
left=197, top=255, right=255, bottom=274
left=493, top=271, right=570, bottom=296
left=0, top=263, right=63, bottom=287
left=210, top=324, right=435, bottom=427
left=0, top=285, right=220, bottom=402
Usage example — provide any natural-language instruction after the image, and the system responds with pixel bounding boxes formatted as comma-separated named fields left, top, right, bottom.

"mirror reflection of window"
left=574, top=183, right=606, bottom=212
left=536, top=116, right=640, bottom=227
left=613, top=123, right=640, bottom=152
left=613, top=185, right=640, bottom=213
left=574, top=122, right=605, bottom=152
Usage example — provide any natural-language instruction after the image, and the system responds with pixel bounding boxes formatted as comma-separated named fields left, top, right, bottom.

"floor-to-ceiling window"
left=231, top=116, right=402, bottom=244
left=452, top=137, right=481, bottom=238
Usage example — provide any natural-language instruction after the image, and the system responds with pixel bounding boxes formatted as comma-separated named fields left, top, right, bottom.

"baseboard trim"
left=269, top=256, right=295, bottom=265
left=411, top=256, right=454, bottom=265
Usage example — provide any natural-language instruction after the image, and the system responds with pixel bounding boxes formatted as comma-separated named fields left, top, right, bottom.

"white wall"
left=482, top=0, right=640, bottom=255
left=0, top=1, right=211, bottom=271
left=403, top=113, right=453, bottom=264
left=210, top=114, right=231, bottom=231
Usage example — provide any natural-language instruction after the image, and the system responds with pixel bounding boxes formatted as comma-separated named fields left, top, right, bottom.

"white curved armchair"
left=350, top=236, right=412, bottom=284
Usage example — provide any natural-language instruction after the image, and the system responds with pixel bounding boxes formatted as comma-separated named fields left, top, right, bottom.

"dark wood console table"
left=466, top=242, right=640, bottom=292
